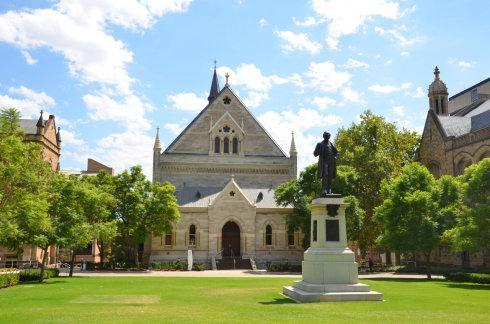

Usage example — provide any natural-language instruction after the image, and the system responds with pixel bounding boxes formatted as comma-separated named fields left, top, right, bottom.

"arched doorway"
left=222, top=221, right=240, bottom=257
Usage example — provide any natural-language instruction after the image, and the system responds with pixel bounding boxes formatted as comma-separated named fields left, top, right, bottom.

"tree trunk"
left=69, top=250, right=75, bottom=277
left=134, top=244, right=140, bottom=268
left=425, top=252, right=432, bottom=280
left=39, top=247, right=49, bottom=283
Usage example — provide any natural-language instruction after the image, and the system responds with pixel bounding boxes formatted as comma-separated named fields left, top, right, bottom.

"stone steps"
left=283, top=286, right=383, bottom=302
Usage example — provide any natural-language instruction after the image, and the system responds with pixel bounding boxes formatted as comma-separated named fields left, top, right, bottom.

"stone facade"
left=149, top=70, right=302, bottom=268
left=419, top=68, right=490, bottom=267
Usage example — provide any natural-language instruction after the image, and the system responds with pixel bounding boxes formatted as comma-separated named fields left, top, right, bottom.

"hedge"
left=444, top=272, right=490, bottom=284
left=19, top=268, right=60, bottom=282
left=0, top=272, right=20, bottom=289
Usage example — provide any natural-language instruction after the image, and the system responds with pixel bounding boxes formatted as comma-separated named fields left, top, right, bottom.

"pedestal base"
left=283, top=285, right=383, bottom=302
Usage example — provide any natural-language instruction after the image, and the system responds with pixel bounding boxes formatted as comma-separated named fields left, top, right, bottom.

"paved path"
left=59, top=270, right=442, bottom=279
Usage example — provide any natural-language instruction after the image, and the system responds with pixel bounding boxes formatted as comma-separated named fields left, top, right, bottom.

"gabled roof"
left=164, top=85, right=287, bottom=156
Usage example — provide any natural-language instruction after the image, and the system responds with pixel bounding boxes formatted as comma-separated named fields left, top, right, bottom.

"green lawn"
left=0, top=276, right=489, bottom=323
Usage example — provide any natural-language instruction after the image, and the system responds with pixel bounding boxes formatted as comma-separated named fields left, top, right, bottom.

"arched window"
left=232, top=137, right=238, bottom=154
left=214, top=137, right=220, bottom=153
left=189, top=224, right=196, bottom=246
left=164, top=232, right=173, bottom=246
left=223, top=137, right=230, bottom=154
left=265, top=225, right=272, bottom=246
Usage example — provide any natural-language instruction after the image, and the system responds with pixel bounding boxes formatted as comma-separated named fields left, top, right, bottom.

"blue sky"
left=1, top=0, right=489, bottom=176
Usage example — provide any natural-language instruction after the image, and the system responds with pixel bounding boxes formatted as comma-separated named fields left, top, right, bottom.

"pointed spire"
left=208, top=62, right=220, bottom=103
left=289, top=131, right=297, bottom=156
left=434, top=66, right=440, bottom=80
left=36, top=110, right=44, bottom=128
left=56, top=127, right=61, bottom=143
left=154, top=127, right=161, bottom=150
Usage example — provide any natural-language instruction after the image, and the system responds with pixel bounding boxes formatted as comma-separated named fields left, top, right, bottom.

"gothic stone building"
left=149, top=69, right=303, bottom=268
left=419, top=67, right=490, bottom=267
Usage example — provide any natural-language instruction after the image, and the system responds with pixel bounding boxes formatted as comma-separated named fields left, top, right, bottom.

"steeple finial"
left=434, top=66, right=440, bottom=80
left=289, top=131, right=297, bottom=156
left=154, top=127, right=161, bottom=150
left=208, top=62, right=220, bottom=103
left=225, top=72, right=230, bottom=86
left=36, top=110, right=44, bottom=128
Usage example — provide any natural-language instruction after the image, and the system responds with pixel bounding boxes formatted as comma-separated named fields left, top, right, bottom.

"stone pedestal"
left=283, top=196, right=382, bottom=302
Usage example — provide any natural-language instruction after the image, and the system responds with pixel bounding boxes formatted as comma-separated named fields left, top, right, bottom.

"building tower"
left=153, top=127, right=162, bottom=182
left=208, top=65, right=220, bottom=103
left=289, top=131, right=297, bottom=177
left=428, top=66, right=449, bottom=115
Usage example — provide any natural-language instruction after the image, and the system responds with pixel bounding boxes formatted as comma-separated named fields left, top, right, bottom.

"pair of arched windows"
left=214, top=137, right=238, bottom=154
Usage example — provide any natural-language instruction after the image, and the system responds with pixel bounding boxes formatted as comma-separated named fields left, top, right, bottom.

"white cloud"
left=217, top=63, right=291, bottom=107
left=400, top=51, right=409, bottom=56
left=342, top=87, right=364, bottom=104
left=164, top=123, right=184, bottom=135
left=368, top=82, right=410, bottom=94
left=21, top=50, right=37, bottom=65
left=292, top=16, right=324, bottom=27
left=259, top=18, right=267, bottom=27
left=305, top=61, right=351, bottom=92
left=167, top=92, right=208, bottom=112
left=83, top=93, right=153, bottom=132
left=95, top=130, right=154, bottom=176
left=0, top=86, right=55, bottom=118
left=274, top=30, right=322, bottom=54
left=60, top=129, right=85, bottom=147
left=311, top=96, right=336, bottom=110
left=412, top=86, right=424, bottom=98
left=0, top=0, right=193, bottom=93
left=458, top=61, right=474, bottom=70
left=258, top=108, right=342, bottom=172
left=243, top=91, right=269, bottom=108
left=344, top=58, right=369, bottom=69
left=374, top=25, right=420, bottom=48
left=311, top=0, right=402, bottom=49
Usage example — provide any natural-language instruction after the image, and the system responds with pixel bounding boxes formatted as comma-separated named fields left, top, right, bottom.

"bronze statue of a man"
left=314, top=132, right=338, bottom=197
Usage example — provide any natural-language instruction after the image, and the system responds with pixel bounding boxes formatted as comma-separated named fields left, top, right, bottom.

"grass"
left=0, top=276, right=489, bottom=323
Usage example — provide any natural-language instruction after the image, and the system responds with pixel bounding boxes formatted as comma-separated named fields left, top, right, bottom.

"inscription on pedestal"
left=325, top=220, right=339, bottom=241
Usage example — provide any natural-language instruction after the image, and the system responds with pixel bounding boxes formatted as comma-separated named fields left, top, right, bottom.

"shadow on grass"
left=364, top=278, right=445, bottom=283
left=19, top=279, right=68, bottom=285
left=442, top=283, right=490, bottom=290
left=259, top=297, right=295, bottom=305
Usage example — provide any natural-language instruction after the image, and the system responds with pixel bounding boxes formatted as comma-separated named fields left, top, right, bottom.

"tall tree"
left=444, top=158, right=490, bottom=254
left=81, top=172, right=118, bottom=266
left=335, top=110, right=420, bottom=252
left=375, top=163, right=462, bottom=279
left=113, top=166, right=180, bottom=265
left=0, top=108, right=52, bottom=269
left=275, top=164, right=364, bottom=248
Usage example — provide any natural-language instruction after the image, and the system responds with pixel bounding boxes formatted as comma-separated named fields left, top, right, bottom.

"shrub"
left=266, top=262, right=301, bottom=272
left=19, top=268, right=60, bottom=282
left=0, top=272, right=20, bottom=289
left=444, top=272, right=490, bottom=284
left=150, top=260, right=187, bottom=271
left=194, top=263, right=205, bottom=271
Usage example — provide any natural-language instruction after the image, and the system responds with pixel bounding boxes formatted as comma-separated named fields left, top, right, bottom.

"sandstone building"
left=149, top=69, right=303, bottom=268
left=419, top=67, right=490, bottom=267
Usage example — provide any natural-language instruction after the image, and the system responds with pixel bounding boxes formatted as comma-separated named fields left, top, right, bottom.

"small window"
left=189, top=225, right=196, bottom=246
left=223, top=138, right=229, bottom=153
left=165, top=233, right=173, bottom=246
left=256, top=192, right=263, bottom=203
left=265, top=225, right=272, bottom=246
left=287, top=230, right=295, bottom=246
left=232, top=137, right=238, bottom=154
left=214, top=137, right=220, bottom=153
